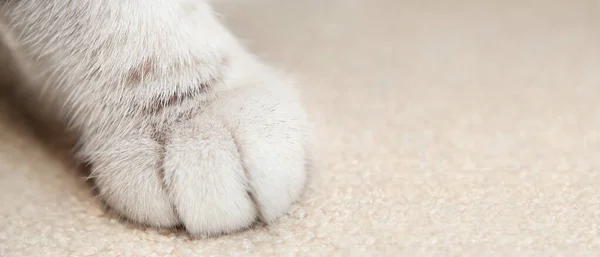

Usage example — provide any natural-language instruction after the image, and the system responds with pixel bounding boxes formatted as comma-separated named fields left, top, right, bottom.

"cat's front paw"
left=84, top=75, right=311, bottom=236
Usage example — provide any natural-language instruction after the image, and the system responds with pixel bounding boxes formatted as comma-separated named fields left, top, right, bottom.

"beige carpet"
left=1, top=0, right=600, bottom=256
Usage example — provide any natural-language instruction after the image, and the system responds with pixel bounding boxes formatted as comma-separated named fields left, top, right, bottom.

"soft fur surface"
left=1, top=0, right=312, bottom=237
left=1, top=0, right=600, bottom=255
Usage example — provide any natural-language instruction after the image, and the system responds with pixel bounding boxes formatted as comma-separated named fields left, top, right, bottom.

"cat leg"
left=0, top=0, right=311, bottom=236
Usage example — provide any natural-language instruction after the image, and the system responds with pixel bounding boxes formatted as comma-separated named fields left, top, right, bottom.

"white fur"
left=0, top=0, right=311, bottom=236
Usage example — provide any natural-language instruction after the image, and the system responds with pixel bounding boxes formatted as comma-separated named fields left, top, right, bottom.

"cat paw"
left=82, top=69, right=311, bottom=236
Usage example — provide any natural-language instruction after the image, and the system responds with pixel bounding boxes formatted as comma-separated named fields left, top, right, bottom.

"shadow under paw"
left=0, top=39, right=105, bottom=219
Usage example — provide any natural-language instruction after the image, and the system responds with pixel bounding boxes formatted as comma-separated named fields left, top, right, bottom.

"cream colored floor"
left=1, top=0, right=600, bottom=256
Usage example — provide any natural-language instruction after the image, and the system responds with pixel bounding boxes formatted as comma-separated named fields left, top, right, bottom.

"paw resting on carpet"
left=83, top=67, right=311, bottom=236
left=0, top=0, right=312, bottom=236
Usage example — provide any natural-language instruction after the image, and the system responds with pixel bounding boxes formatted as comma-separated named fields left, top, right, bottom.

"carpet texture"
left=1, top=0, right=600, bottom=256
